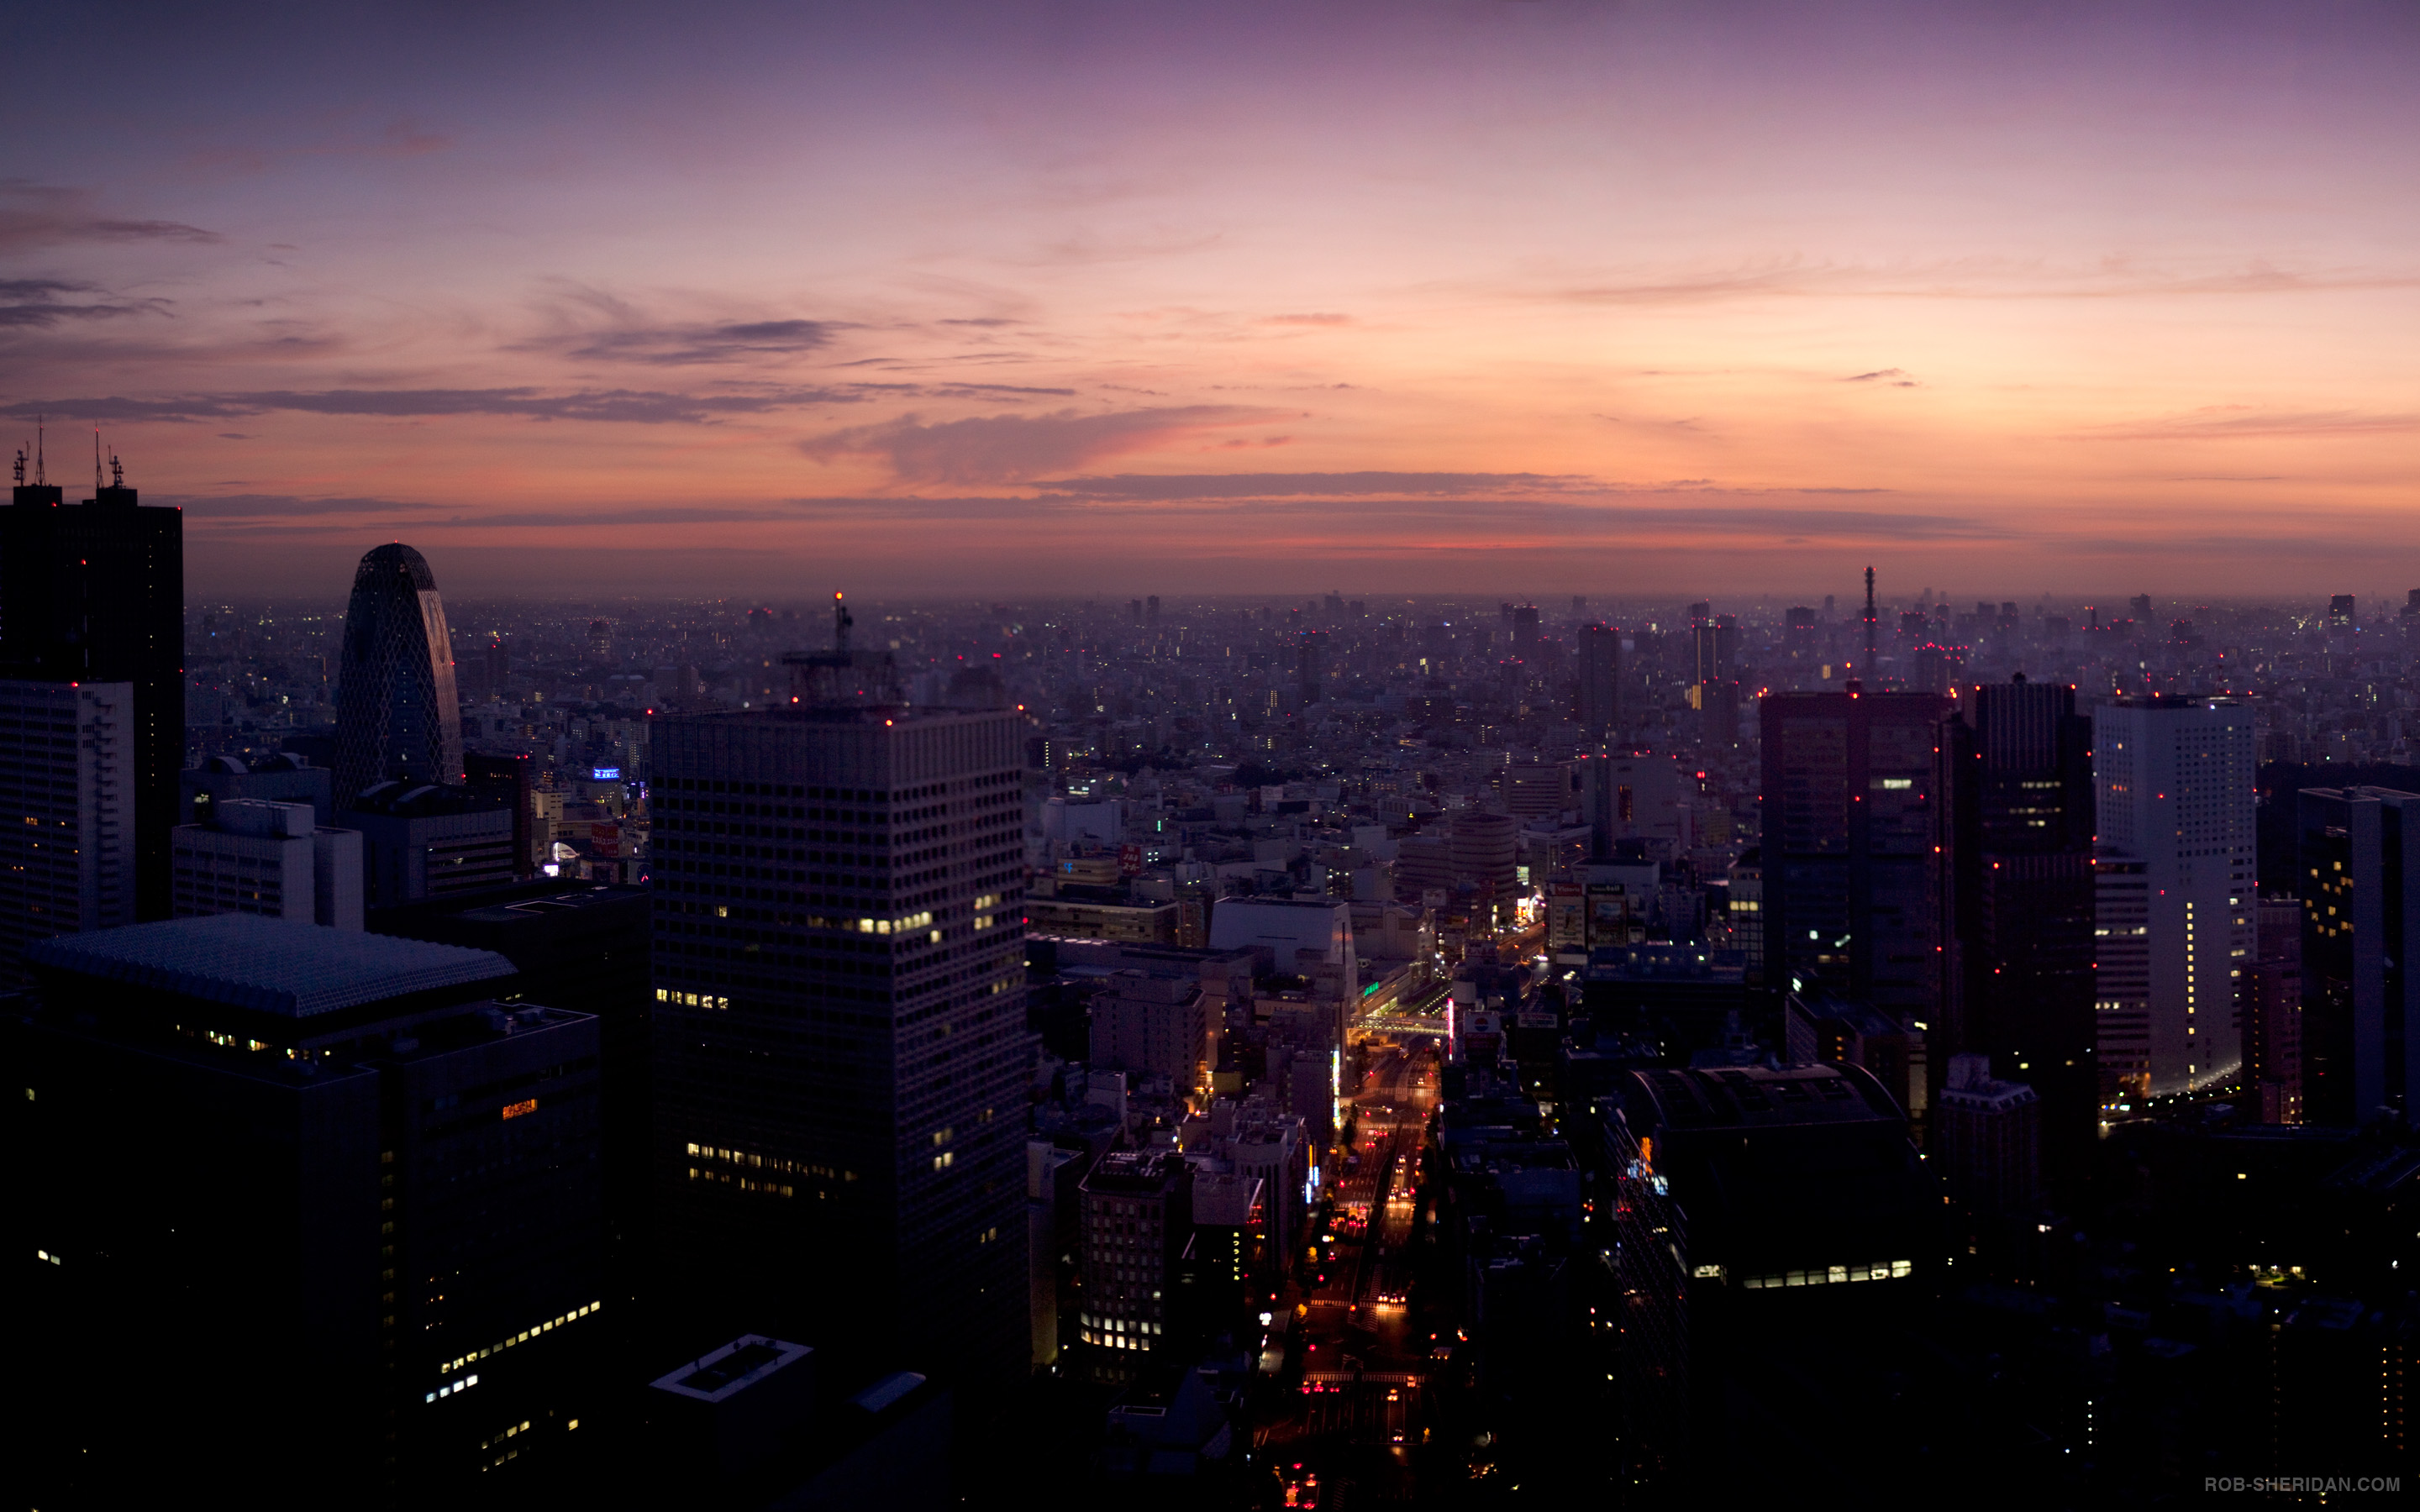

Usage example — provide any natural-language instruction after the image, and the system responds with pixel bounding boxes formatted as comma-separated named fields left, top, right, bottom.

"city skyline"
left=4, top=0, right=2417, bottom=598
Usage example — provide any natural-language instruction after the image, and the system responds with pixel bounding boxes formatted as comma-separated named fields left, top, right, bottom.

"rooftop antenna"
left=833, top=591, right=853, bottom=655
left=1863, top=565, right=1878, bottom=675
left=34, top=414, right=45, bottom=486
left=10, top=443, right=22, bottom=488
left=109, top=447, right=124, bottom=489
left=95, top=429, right=103, bottom=493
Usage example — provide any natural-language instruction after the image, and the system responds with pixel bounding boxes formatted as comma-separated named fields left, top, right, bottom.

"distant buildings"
left=0, top=679, right=134, bottom=979
left=2092, top=697, right=2255, bottom=1102
left=348, top=780, right=518, bottom=906
left=334, top=543, right=465, bottom=806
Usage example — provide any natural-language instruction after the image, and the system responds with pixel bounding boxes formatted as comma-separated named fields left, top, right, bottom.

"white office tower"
left=170, top=798, right=365, bottom=930
left=0, top=680, right=134, bottom=979
left=2092, top=698, right=2255, bottom=1103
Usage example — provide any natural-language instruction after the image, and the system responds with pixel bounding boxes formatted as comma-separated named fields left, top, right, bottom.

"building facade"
left=1936, top=679, right=2096, bottom=1195
left=2296, top=785, right=2420, bottom=1126
left=648, top=704, right=1034, bottom=1383
left=170, top=797, right=364, bottom=929
left=1759, top=688, right=1945, bottom=1021
left=0, top=679, right=134, bottom=980
left=2091, top=698, right=2255, bottom=1103
left=334, top=543, right=464, bottom=807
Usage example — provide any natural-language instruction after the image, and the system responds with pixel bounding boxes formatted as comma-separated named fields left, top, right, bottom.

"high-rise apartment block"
left=648, top=704, right=1034, bottom=1383
left=2296, top=786, right=2420, bottom=1126
left=1937, top=679, right=2096, bottom=1194
left=334, top=543, right=464, bottom=807
left=1, top=461, right=182, bottom=918
left=170, top=797, right=364, bottom=929
left=2091, top=698, right=2255, bottom=1102
left=0, top=679, right=134, bottom=979
left=1759, top=689, right=1944, bottom=1023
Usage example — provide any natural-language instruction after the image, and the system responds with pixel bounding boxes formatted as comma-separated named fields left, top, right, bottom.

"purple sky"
left=5, top=1, right=2416, bottom=601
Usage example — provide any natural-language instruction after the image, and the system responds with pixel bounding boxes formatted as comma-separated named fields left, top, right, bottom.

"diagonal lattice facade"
left=334, top=543, right=462, bottom=807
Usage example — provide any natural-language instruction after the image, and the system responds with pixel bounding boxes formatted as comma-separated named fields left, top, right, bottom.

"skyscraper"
left=1937, top=678, right=2096, bottom=1197
left=1577, top=622, right=1622, bottom=739
left=647, top=701, right=1033, bottom=1383
left=2296, top=785, right=2420, bottom=1126
left=2091, top=697, right=2254, bottom=1104
left=334, top=543, right=464, bottom=808
left=1, top=449, right=183, bottom=918
left=1760, top=687, right=1945, bottom=1024
left=0, top=679, right=134, bottom=979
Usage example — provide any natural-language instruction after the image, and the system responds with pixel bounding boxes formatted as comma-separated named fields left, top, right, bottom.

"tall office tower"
left=649, top=702, right=1033, bottom=1383
left=1785, top=606, right=1818, bottom=662
left=2328, top=594, right=2357, bottom=629
left=334, top=543, right=464, bottom=808
left=2245, top=897, right=2304, bottom=1125
left=1, top=451, right=182, bottom=918
left=8, top=916, right=602, bottom=1504
left=1937, top=679, right=2097, bottom=1198
left=170, top=797, right=364, bottom=929
left=0, top=680, right=134, bottom=979
left=1073, top=1149, right=1192, bottom=1383
left=1297, top=629, right=1328, bottom=704
left=2091, top=697, right=2255, bottom=1104
left=2296, top=786, right=2420, bottom=1126
left=1760, top=687, right=1945, bottom=1026
left=1577, top=623, right=1622, bottom=738
left=1512, top=604, right=1540, bottom=659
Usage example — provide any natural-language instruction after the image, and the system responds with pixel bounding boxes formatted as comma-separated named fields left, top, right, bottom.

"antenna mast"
left=1862, top=564, right=1877, bottom=675
left=833, top=591, right=853, bottom=655
left=34, top=415, right=44, bottom=486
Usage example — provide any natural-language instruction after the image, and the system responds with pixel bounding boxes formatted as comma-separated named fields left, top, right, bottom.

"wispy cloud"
left=0, top=181, right=218, bottom=254
left=1032, top=470, right=1593, bottom=500
left=1549, top=255, right=2420, bottom=307
left=0, top=278, right=171, bottom=329
left=2075, top=408, right=2420, bottom=442
left=802, top=405, right=1278, bottom=484
left=518, top=317, right=844, bottom=366
left=2, top=385, right=884, bottom=426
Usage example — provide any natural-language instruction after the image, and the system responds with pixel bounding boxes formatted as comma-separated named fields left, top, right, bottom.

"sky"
left=4, top=0, right=2416, bottom=604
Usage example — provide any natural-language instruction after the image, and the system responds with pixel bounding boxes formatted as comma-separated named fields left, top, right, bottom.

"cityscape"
left=5, top=2, right=2417, bottom=1507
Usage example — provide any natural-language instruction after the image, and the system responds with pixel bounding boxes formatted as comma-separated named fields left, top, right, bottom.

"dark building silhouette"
left=181, top=749, right=334, bottom=828
left=6, top=916, right=603, bottom=1504
left=371, top=879, right=655, bottom=1318
left=1936, top=678, right=2097, bottom=1198
left=1, top=449, right=183, bottom=917
left=2244, top=897, right=2304, bottom=1124
left=334, top=543, right=463, bottom=807
left=2297, top=785, right=2420, bottom=1125
left=1577, top=622, right=1622, bottom=738
left=647, top=701, right=1034, bottom=1386
left=1759, top=688, right=1945, bottom=1026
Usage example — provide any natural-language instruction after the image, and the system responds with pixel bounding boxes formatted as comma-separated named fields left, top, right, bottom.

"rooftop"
left=28, top=914, right=517, bottom=1018
left=648, top=1334, right=813, bottom=1404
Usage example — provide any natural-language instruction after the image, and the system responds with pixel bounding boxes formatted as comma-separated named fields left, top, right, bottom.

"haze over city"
left=6, top=0, right=2417, bottom=598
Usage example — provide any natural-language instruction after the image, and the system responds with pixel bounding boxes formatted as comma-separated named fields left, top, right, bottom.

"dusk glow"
left=8, top=0, right=2416, bottom=598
